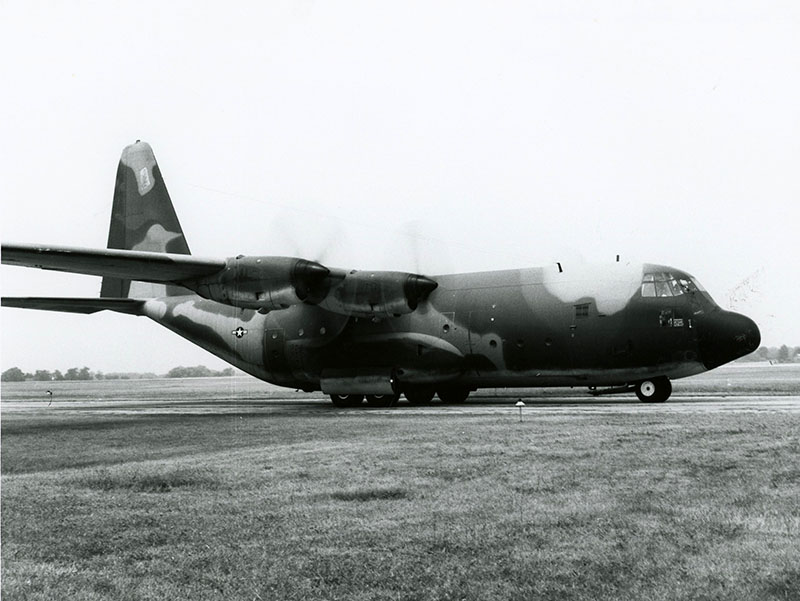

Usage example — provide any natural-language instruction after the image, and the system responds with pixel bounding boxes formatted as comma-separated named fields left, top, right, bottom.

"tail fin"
left=100, top=141, right=191, bottom=298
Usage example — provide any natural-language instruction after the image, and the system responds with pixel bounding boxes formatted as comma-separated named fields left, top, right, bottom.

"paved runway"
left=3, top=394, right=799, bottom=416
left=4, top=364, right=798, bottom=418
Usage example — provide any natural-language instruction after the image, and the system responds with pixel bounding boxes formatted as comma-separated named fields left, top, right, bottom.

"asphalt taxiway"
left=2, top=394, right=798, bottom=417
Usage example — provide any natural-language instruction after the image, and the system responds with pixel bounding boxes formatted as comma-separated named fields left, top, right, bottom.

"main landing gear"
left=329, top=394, right=365, bottom=408
left=329, top=387, right=472, bottom=408
left=588, top=376, right=672, bottom=403
left=329, top=393, right=401, bottom=408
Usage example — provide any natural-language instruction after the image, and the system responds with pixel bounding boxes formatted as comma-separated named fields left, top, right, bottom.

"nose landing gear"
left=588, top=376, right=672, bottom=403
left=634, top=376, right=672, bottom=403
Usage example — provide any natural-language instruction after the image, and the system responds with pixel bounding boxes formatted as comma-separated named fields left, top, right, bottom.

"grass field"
left=2, top=364, right=799, bottom=600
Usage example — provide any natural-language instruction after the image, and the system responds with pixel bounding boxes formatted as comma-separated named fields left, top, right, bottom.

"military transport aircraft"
left=2, top=142, right=760, bottom=406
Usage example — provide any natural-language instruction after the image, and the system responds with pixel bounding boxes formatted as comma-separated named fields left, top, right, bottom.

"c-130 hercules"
left=2, top=142, right=760, bottom=406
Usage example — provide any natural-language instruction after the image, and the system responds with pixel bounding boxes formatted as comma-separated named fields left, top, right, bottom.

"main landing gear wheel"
left=635, top=377, right=672, bottom=403
left=330, top=394, right=364, bottom=408
left=437, top=387, right=470, bottom=404
left=365, top=393, right=399, bottom=407
left=404, top=387, right=435, bottom=405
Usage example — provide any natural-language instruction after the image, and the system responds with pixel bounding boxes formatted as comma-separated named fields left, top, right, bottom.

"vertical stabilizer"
left=101, top=141, right=191, bottom=298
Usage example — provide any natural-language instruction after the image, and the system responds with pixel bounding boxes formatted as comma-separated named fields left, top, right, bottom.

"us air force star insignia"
left=232, top=327, right=248, bottom=338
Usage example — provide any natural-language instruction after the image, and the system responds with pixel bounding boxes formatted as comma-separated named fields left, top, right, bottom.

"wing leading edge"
left=2, top=243, right=225, bottom=283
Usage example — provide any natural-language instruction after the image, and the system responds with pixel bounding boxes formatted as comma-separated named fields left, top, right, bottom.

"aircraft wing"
left=1, top=297, right=146, bottom=315
left=1, top=243, right=225, bottom=283
left=2, top=243, right=438, bottom=318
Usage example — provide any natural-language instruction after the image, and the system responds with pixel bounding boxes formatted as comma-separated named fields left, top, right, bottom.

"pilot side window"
left=641, top=274, right=656, bottom=297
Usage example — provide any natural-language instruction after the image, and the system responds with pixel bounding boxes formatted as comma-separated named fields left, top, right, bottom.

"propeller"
left=267, top=211, right=347, bottom=265
left=383, top=220, right=454, bottom=275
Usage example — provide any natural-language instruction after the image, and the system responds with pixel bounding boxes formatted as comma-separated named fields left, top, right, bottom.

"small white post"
left=516, top=400, right=525, bottom=422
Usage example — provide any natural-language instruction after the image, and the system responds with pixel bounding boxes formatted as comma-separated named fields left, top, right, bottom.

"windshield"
left=689, top=276, right=707, bottom=292
left=641, top=272, right=699, bottom=297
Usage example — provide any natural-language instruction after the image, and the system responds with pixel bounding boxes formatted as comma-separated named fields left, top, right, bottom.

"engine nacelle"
left=186, top=256, right=330, bottom=311
left=181, top=257, right=437, bottom=318
left=319, top=270, right=438, bottom=318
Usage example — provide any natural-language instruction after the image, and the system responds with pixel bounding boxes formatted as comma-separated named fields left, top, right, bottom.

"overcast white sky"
left=2, top=1, right=798, bottom=374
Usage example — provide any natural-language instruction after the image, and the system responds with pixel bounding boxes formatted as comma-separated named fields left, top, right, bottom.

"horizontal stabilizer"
left=2, top=243, right=225, bottom=285
left=1, top=297, right=146, bottom=315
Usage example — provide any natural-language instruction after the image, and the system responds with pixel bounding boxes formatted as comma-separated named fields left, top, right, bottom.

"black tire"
left=635, top=377, right=671, bottom=403
left=437, top=387, right=470, bottom=404
left=365, top=393, right=399, bottom=407
left=330, top=394, right=364, bottom=408
left=404, top=387, right=435, bottom=405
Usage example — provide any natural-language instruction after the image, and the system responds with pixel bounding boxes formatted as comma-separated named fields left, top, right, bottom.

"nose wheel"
left=635, top=377, right=671, bottom=403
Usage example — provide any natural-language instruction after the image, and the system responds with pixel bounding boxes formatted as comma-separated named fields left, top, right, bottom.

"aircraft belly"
left=456, top=361, right=706, bottom=388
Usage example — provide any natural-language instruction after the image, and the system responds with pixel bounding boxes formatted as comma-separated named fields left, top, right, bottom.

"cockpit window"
left=677, top=278, right=699, bottom=294
left=655, top=280, right=672, bottom=297
left=641, top=272, right=696, bottom=297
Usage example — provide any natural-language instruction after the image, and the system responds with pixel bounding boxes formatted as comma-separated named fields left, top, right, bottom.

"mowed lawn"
left=2, top=382, right=799, bottom=600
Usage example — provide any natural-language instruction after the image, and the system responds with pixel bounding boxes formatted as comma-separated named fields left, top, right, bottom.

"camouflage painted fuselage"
left=142, top=260, right=752, bottom=393
left=2, top=141, right=759, bottom=400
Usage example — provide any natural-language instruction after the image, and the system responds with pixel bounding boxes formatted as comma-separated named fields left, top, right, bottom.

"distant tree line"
left=1, top=366, right=94, bottom=382
left=738, top=345, right=800, bottom=364
left=2, top=365, right=235, bottom=382
left=166, top=365, right=234, bottom=378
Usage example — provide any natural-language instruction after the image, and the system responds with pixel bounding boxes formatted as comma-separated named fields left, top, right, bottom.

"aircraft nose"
left=698, top=309, right=761, bottom=370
